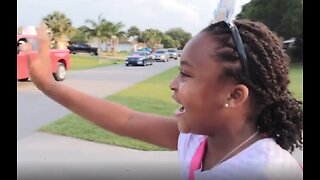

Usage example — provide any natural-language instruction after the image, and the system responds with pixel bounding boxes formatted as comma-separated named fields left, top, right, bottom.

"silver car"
left=152, top=49, right=169, bottom=62
left=167, top=48, right=178, bottom=60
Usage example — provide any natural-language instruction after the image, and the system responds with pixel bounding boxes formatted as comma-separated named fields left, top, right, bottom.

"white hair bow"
left=213, top=0, right=236, bottom=24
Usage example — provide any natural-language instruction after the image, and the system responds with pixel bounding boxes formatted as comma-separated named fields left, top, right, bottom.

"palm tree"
left=107, top=22, right=126, bottom=54
left=140, top=29, right=163, bottom=49
left=127, top=26, right=141, bottom=38
left=69, top=26, right=90, bottom=44
left=85, top=14, right=126, bottom=55
left=42, top=11, right=75, bottom=49
left=84, top=14, right=110, bottom=55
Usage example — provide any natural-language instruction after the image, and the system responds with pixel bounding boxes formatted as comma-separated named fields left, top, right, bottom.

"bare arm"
left=22, top=23, right=180, bottom=150
left=43, top=83, right=179, bottom=149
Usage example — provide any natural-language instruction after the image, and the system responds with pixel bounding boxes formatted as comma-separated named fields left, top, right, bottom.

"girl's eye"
left=180, top=71, right=190, bottom=78
left=178, top=68, right=191, bottom=79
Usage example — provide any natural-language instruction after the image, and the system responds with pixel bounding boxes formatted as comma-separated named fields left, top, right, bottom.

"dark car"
left=67, top=43, right=98, bottom=56
left=125, top=51, right=153, bottom=66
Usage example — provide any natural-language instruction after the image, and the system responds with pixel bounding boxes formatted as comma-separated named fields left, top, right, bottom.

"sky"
left=17, top=0, right=251, bottom=36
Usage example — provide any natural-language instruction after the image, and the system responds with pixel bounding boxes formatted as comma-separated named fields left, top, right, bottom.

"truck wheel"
left=53, top=62, right=67, bottom=81
left=18, top=78, right=29, bottom=82
left=90, top=52, right=98, bottom=56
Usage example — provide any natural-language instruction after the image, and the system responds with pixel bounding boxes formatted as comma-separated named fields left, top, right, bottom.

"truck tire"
left=18, top=78, right=29, bottom=82
left=90, top=51, right=98, bottom=56
left=53, top=62, right=67, bottom=81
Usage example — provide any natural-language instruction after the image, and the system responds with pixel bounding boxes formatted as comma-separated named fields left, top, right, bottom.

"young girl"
left=22, top=19, right=303, bottom=179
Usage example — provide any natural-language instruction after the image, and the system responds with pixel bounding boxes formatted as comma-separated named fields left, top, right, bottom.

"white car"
left=152, top=49, right=169, bottom=62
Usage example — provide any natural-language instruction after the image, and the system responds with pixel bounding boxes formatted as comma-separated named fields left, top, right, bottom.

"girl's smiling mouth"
left=175, top=106, right=185, bottom=116
left=171, top=94, right=185, bottom=116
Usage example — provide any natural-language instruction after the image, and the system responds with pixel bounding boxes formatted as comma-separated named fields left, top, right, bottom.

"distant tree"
left=69, top=26, right=90, bottom=43
left=237, top=0, right=303, bottom=61
left=140, top=28, right=163, bottom=48
left=107, top=22, right=126, bottom=54
left=165, top=28, right=192, bottom=49
left=127, top=26, right=141, bottom=37
left=42, top=11, right=76, bottom=49
left=85, top=14, right=126, bottom=54
left=162, top=34, right=178, bottom=48
left=84, top=14, right=109, bottom=55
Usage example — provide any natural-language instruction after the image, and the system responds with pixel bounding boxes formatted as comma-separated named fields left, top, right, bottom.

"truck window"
left=17, top=37, right=38, bottom=51
left=29, top=38, right=39, bottom=50
left=17, top=38, right=28, bottom=53
left=18, top=38, right=27, bottom=46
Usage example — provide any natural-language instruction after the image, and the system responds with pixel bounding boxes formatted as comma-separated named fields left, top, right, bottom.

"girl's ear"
left=226, top=84, right=249, bottom=107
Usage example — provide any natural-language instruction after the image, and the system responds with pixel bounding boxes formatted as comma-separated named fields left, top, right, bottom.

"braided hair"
left=202, top=19, right=303, bottom=153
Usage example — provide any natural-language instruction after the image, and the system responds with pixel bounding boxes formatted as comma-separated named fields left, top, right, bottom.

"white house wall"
left=88, top=38, right=134, bottom=52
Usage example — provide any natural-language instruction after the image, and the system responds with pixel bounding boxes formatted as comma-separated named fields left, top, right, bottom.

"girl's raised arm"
left=20, top=23, right=179, bottom=150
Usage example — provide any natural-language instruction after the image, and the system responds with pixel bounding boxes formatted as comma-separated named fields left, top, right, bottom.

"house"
left=117, top=40, right=131, bottom=52
left=88, top=36, right=147, bottom=52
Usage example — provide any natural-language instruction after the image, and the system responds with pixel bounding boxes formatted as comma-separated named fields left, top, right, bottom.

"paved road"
left=17, top=61, right=180, bottom=140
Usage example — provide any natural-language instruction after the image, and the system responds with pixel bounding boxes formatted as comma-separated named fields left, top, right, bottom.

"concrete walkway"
left=18, top=132, right=181, bottom=180
left=17, top=132, right=303, bottom=180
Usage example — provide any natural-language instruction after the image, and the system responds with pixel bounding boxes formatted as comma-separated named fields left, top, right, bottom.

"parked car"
left=67, top=43, right=98, bottom=56
left=177, top=50, right=183, bottom=57
left=17, top=35, right=71, bottom=81
left=167, top=48, right=178, bottom=60
left=125, top=51, right=153, bottom=66
left=283, top=37, right=296, bottom=52
left=137, top=47, right=152, bottom=53
left=152, top=49, right=169, bottom=62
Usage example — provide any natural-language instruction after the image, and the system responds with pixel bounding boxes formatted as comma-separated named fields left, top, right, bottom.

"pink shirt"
left=178, top=133, right=303, bottom=180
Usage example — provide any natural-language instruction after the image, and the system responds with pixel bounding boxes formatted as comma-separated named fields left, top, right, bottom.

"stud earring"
left=224, top=103, right=229, bottom=107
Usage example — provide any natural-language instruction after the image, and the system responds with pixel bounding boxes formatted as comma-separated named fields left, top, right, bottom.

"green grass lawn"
left=289, top=63, right=303, bottom=101
left=70, top=54, right=123, bottom=71
left=40, top=64, right=302, bottom=151
left=40, top=67, right=180, bottom=151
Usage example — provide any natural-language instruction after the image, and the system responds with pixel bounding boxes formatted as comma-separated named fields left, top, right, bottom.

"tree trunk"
left=56, top=39, right=67, bottom=49
left=97, top=41, right=102, bottom=57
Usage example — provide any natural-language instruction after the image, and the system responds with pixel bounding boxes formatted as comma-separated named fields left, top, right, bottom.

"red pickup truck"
left=17, top=34, right=71, bottom=81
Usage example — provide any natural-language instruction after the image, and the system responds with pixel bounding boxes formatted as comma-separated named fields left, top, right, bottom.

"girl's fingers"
left=37, top=22, right=49, bottom=40
left=36, top=22, right=50, bottom=57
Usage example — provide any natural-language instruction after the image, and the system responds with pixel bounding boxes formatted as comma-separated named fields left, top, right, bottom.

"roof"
left=283, top=38, right=296, bottom=44
left=17, top=34, right=37, bottom=40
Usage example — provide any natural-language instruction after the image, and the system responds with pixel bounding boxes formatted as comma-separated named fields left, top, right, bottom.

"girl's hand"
left=20, top=23, right=55, bottom=91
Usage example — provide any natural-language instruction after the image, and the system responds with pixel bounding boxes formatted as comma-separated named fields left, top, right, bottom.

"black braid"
left=202, top=19, right=303, bottom=153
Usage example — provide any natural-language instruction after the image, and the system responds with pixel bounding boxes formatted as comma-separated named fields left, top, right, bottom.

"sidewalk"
left=17, top=132, right=303, bottom=180
left=18, top=132, right=181, bottom=180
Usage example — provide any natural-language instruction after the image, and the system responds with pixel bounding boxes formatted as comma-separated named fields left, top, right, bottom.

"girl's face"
left=170, top=32, right=233, bottom=135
